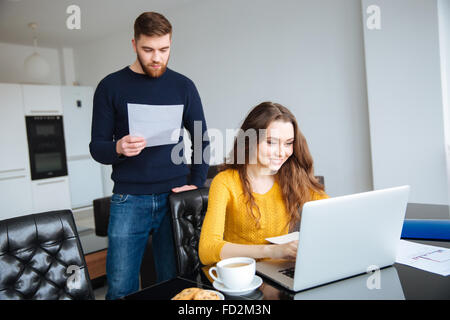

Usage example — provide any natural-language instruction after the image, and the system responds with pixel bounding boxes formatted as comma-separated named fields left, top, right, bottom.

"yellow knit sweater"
left=198, top=169, right=329, bottom=265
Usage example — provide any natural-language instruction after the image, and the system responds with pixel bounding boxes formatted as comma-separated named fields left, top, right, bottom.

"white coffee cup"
left=209, top=257, right=256, bottom=290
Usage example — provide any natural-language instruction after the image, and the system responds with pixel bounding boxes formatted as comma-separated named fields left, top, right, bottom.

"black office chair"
left=316, top=176, right=325, bottom=190
left=0, top=210, right=94, bottom=300
left=168, top=188, right=209, bottom=281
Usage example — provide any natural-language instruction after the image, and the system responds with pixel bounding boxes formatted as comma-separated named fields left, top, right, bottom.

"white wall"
left=73, top=28, right=135, bottom=88
left=362, top=0, right=449, bottom=204
left=61, top=47, right=77, bottom=86
left=0, top=42, right=62, bottom=85
left=74, top=0, right=373, bottom=198
left=438, top=0, right=450, bottom=204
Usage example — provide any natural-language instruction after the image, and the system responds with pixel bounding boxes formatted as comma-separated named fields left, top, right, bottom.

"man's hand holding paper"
left=116, top=135, right=147, bottom=157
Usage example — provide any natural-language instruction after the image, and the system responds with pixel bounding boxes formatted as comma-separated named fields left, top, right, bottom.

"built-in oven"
left=25, top=115, right=68, bottom=180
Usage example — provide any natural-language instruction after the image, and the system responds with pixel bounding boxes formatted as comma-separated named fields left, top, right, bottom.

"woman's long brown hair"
left=218, top=101, right=325, bottom=230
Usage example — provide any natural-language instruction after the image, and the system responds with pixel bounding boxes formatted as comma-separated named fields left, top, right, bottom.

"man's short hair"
left=134, top=12, right=172, bottom=40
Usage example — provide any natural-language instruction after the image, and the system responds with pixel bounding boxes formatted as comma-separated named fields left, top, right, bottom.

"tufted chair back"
left=0, top=210, right=94, bottom=300
left=169, top=188, right=209, bottom=278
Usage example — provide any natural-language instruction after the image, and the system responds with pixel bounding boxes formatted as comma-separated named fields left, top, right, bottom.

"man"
left=89, top=12, right=209, bottom=300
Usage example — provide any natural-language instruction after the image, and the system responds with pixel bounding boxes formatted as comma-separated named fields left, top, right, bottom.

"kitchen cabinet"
left=0, top=174, right=33, bottom=220
left=22, top=84, right=63, bottom=115
left=31, top=177, right=71, bottom=212
left=0, top=83, right=29, bottom=172
left=0, top=83, right=33, bottom=219
left=61, top=86, right=94, bottom=157
left=0, top=83, right=103, bottom=219
left=67, top=157, right=103, bottom=208
left=61, top=86, right=104, bottom=208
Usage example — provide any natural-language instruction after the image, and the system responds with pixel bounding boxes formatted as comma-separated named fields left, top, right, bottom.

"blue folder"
left=401, top=219, right=450, bottom=241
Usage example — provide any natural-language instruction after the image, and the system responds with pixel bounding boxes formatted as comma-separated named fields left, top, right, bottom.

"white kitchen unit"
left=22, top=84, right=63, bottom=115
left=61, top=86, right=94, bottom=156
left=31, top=177, right=72, bottom=212
left=0, top=172, right=34, bottom=220
left=0, top=83, right=102, bottom=219
left=0, top=83, right=30, bottom=173
left=0, top=83, right=34, bottom=220
left=67, top=156, right=103, bottom=208
left=61, top=86, right=104, bottom=208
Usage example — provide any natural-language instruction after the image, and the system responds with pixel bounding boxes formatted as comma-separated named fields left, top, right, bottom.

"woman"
left=198, top=101, right=328, bottom=266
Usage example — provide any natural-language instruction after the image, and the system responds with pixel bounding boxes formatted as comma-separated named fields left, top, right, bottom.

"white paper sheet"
left=265, top=232, right=299, bottom=244
left=395, top=240, right=450, bottom=276
left=127, top=103, right=184, bottom=147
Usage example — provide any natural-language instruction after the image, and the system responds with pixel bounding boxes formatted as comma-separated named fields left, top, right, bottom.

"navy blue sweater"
left=89, top=66, right=209, bottom=195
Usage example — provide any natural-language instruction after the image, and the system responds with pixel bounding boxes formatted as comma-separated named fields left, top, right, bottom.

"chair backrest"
left=316, top=175, right=325, bottom=189
left=168, top=188, right=209, bottom=278
left=92, top=196, right=111, bottom=237
left=0, top=210, right=94, bottom=300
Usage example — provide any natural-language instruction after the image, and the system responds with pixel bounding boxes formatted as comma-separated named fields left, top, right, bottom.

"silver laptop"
left=256, top=185, right=410, bottom=292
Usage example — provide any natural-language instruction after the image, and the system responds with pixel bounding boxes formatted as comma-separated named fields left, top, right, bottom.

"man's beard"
left=137, top=53, right=168, bottom=78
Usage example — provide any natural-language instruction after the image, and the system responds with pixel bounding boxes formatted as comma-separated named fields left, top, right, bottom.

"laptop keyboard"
left=279, top=267, right=295, bottom=279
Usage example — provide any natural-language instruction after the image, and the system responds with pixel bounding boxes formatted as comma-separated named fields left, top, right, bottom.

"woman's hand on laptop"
left=266, top=240, right=298, bottom=260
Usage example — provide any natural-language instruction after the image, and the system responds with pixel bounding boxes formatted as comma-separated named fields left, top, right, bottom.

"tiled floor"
left=73, top=207, right=96, bottom=231
left=73, top=207, right=108, bottom=300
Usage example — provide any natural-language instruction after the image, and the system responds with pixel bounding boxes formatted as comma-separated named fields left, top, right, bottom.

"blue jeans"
left=105, top=192, right=177, bottom=300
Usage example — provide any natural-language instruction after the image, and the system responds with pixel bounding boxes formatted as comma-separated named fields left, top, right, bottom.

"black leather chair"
left=168, top=188, right=209, bottom=281
left=316, top=176, right=324, bottom=189
left=0, top=210, right=94, bottom=300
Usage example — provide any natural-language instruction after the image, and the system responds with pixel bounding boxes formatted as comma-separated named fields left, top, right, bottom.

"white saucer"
left=212, top=275, right=263, bottom=296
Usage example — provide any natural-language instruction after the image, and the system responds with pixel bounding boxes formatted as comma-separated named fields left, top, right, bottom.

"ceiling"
left=0, top=0, right=195, bottom=48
